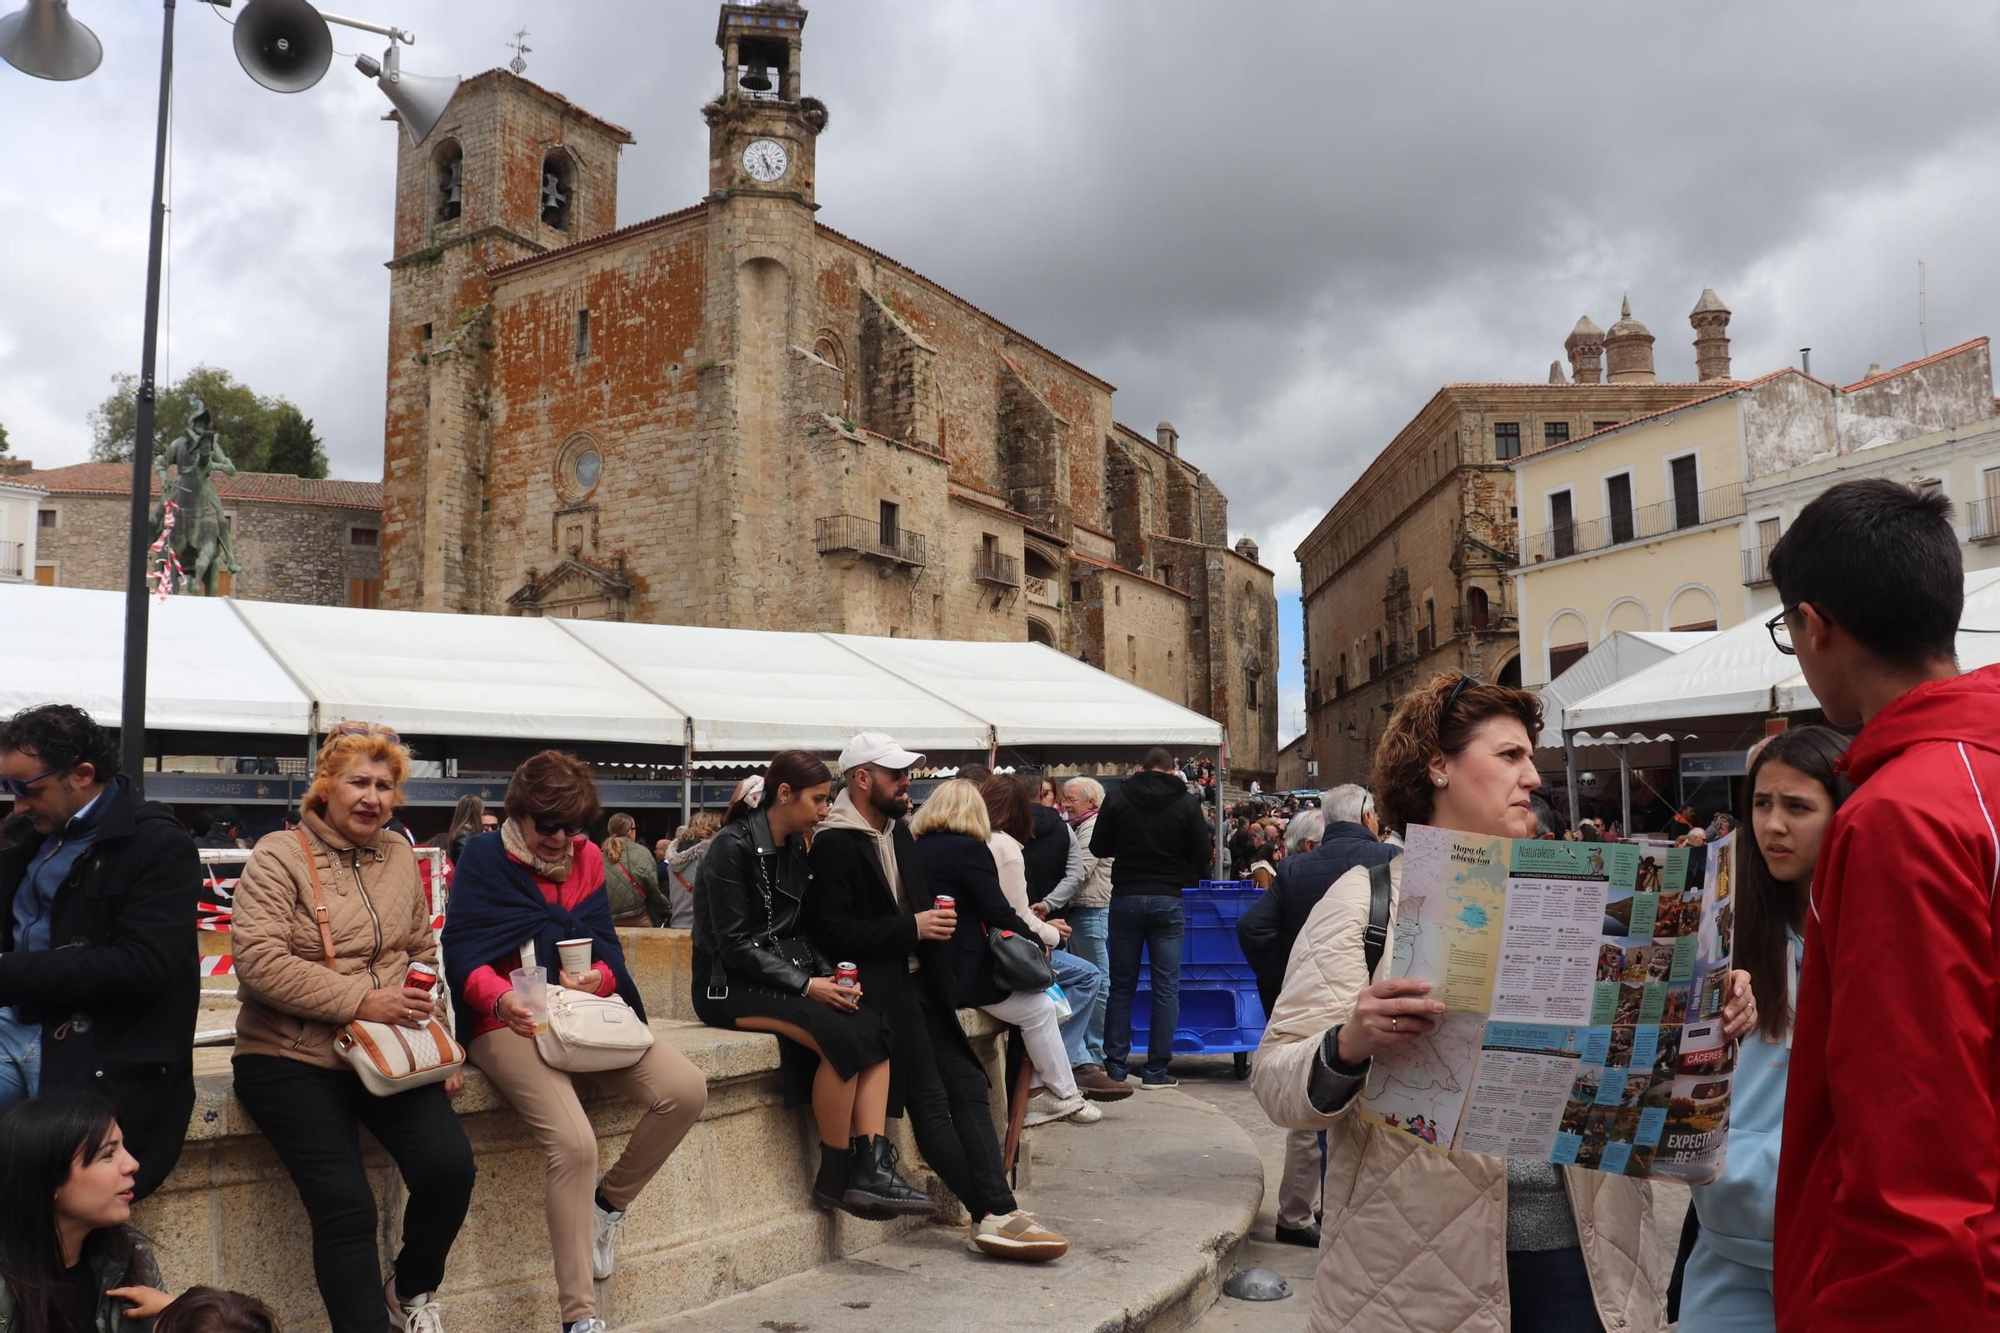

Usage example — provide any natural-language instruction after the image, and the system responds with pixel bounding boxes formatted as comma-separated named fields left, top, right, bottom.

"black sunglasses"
left=1441, top=674, right=1482, bottom=720
left=531, top=815, right=587, bottom=837
left=1, top=766, right=62, bottom=800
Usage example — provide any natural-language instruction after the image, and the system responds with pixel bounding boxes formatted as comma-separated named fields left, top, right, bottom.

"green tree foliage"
left=264, top=402, right=329, bottom=479
left=86, top=364, right=327, bottom=478
left=0, top=420, right=10, bottom=457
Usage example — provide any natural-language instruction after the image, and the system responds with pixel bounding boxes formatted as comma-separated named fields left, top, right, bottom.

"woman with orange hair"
left=228, top=723, right=474, bottom=1333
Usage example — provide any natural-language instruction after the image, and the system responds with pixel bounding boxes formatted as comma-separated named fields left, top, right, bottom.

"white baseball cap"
left=840, top=732, right=925, bottom=773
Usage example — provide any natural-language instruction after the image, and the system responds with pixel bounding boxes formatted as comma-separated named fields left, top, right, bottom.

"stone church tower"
left=378, top=73, right=632, bottom=611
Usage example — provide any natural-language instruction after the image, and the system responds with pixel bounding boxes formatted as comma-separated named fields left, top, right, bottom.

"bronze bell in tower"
left=738, top=61, right=772, bottom=92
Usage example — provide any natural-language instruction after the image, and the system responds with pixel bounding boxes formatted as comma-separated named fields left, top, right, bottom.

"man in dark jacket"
left=0, top=704, right=200, bottom=1200
left=1236, top=782, right=1396, bottom=1246
left=1091, top=746, right=1212, bottom=1089
left=807, top=733, right=1068, bottom=1259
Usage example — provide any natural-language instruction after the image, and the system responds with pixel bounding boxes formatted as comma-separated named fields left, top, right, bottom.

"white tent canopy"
left=1534, top=631, right=1713, bottom=749
left=1565, top=569, right=2000, bottom=732
left=0, top=585, right=310, bottom=735
left=232, top=601, right=690, bottom=747
left=831, top=634, right=1224, bottom=748
left=551, top=621, right=991, bottom=754
left=0, top=588, right=1223, bottom=755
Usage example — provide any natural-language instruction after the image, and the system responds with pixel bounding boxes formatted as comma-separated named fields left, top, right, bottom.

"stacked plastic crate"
left=1128, top=881, right=1267, bottom=1078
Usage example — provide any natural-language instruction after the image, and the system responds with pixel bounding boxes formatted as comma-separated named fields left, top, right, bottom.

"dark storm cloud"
left=7, top=1, right=2000, bottom=745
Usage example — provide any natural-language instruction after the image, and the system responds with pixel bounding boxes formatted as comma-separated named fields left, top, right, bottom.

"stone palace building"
left=377, top=2, right=1278, bottom=782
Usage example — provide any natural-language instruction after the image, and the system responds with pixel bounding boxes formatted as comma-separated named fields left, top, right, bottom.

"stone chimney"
left=1234, top=536, right=1260, bottom=563
left=1565, top=316, right=1605, bottom=385
left=1603, top=296, right=1657, bottom=383
left=1549, top=360, right=1567, bottom=384
left=0, top=459, right=33, bottom=478
left=1690, top=288, right=1733, bottom=382
left=1156, top=421, right=1179, bottom=456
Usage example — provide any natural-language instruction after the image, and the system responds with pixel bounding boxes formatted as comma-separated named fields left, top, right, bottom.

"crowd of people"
left=0, top=479, right=1992, bottom=1332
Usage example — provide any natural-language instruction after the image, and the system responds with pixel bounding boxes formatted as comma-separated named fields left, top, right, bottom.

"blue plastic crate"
left=1127, top=980, right=1267, bottom=1056
left=1180, top=883, right=1262, bottom=967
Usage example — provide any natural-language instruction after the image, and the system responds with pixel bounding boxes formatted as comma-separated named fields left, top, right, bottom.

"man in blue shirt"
left=0, top=704, right=200, bottom=1199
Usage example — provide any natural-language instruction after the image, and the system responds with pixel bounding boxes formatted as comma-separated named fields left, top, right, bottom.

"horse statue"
left=150, top=398, right=242, bottom=596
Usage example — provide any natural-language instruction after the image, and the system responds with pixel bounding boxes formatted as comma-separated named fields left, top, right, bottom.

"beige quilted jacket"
left=1252, top=857, right=1660, bottom=1333
left=231, top=810, right=437, bottom=1069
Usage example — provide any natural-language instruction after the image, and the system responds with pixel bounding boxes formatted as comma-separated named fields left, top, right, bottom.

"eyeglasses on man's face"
left=0, top=766, right=62, bottom=800
left=1766, top=607, right=1798, bottom=657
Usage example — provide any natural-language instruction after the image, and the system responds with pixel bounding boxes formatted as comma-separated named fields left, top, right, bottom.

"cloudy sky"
left=7, top=0, right=1999, bottom=743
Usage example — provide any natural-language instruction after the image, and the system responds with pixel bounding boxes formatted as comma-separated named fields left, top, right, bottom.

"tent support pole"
left=1563, top=731, right=1579, bottom=826
left=1214, top=727, right=1229, bottom=879
left=1620, top=746, right=1633, bottom=835
left=683, top=720, right=695, bottom=829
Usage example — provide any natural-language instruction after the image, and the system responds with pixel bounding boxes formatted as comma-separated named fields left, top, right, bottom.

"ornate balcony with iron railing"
left=1519, top=481, right=1745, bottom=567
left=1742, top=542, right=1777, bottom=587
left=1970, top=496, right=2000, bottom=544
left=1453, top=603, right=1516, bottom=635
left=814, top=514, right=927, bottom=567
left=0, top=540, right=21, bottom=581
left=975, top=551, right=1021, bottom=588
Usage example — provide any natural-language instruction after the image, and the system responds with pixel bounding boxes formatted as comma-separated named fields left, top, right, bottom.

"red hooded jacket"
left=1775, top=665, right=2000, bottom=1330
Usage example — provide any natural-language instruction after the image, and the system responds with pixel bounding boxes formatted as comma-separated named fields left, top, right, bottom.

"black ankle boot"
left=843, top=1134, right=934, bottom=1216
left=810, top=1141, right=854, bottom=1210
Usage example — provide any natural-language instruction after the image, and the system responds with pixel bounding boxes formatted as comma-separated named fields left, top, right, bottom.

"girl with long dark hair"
left=0, top=1093, right=171, bottom=1330
left=1679, top=725, right=1850, bottom=1331
left=691, top=751, right=930, bottom=1218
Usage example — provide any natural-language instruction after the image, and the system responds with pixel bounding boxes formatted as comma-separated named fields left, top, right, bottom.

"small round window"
left=556, top=434, right=603, bottom=501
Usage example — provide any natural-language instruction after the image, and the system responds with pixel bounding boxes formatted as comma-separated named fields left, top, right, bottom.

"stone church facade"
left=378, top=2, right=1277, bottom=782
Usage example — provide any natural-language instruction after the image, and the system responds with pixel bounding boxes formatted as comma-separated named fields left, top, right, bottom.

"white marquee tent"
left=0, top=585, right=1223, bottom=758
left=1533, top=630, right=1714, bottom=750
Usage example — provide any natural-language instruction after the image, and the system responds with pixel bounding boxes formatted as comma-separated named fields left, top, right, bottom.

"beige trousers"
left=469, top=1029, right=707, bottom=1321
left=1278, top=1128, right=1323, bottom=1230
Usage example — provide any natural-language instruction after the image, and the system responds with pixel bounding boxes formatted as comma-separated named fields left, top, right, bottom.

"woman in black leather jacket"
left=692, top=751, right=930, bottom=1219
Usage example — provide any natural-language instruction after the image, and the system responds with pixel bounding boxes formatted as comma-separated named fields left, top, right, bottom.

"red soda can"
left=835, top=962, right=860, bottom=989
left=405, top=961, right=439, bottom=993
left=933, top=895, right=955, bottom=912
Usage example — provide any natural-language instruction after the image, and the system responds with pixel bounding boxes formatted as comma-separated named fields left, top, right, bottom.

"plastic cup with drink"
left=509, top=965, right=551, bottom=1035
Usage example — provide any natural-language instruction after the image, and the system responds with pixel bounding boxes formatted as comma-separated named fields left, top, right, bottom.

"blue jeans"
left=1049, top=948, right=1103, bottom=1070
left=1065, top=906, right=1111, bottom=1065
left=1104, top=894, right=1184, bottom=1078
left=0, top=1012, right=43, bottom=1110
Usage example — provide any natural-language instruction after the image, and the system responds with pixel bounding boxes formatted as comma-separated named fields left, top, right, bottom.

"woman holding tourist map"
left=1676, top=726, right=1849, bottom=1332
left=1252, top=672, right=1759, bottom=1333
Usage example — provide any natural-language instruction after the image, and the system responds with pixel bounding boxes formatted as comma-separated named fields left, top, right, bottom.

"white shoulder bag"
left=524, top=941, right=655, bottom=1073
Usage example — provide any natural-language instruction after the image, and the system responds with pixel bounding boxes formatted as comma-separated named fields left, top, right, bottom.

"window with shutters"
left=1606, top=473, right=1634, bottom=545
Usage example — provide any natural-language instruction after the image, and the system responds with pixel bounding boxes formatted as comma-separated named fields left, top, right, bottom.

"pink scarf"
left=1068, top=806, right=1098, bottom=830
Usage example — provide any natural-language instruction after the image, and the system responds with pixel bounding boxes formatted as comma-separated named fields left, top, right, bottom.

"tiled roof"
left=488, top=202, right=708, bottom=279
left=26, top=463, right=382, bottom=511
left=1069, top=549, right=1191, bottom=598
left=1840, top=336, right=1989, bottom=392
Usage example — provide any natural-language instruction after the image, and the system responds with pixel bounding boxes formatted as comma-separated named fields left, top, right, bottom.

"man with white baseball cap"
left=805, top=733, right=1069, bottom=1261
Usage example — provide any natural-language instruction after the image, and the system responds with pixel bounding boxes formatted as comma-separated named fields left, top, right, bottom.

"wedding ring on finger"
left=1391, top=1016, right=1399, bottom=1032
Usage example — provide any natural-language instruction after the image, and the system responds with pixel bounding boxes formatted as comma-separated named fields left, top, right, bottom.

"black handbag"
left=987, top=925, right=1055, bottom=993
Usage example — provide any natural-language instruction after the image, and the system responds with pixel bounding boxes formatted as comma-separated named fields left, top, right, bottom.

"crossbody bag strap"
left=1363, top=859, right=1392, bottom=979
left=294, top=827, right=340, bottom=972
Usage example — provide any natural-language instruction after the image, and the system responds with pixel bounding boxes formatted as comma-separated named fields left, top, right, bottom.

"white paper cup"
left=557, top=938, right=594, bottom=977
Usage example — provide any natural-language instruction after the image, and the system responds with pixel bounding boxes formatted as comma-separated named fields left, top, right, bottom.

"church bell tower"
left=706, top=3, right=824, bottom=208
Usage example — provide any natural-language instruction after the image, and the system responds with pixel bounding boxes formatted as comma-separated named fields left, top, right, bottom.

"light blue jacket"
left=1690, top=927, right=1801, bottom=1269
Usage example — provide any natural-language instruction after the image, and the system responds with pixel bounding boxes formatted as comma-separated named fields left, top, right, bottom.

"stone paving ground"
left=1170, top=1053, right=1691, bottom=1333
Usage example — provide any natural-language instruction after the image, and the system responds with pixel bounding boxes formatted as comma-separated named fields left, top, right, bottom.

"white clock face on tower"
left=742, top=139, right=789, bottom=182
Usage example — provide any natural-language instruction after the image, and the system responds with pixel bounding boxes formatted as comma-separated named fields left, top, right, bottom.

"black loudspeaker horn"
left=233, top=0, right=333, bottom=93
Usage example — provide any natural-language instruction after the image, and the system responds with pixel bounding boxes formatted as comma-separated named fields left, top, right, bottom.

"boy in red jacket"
left=1769, top=479, right=2000, bottom=1330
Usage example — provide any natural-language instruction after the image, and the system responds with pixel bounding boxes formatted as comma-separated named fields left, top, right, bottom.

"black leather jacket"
left=691, top=810, right=830, bottom=998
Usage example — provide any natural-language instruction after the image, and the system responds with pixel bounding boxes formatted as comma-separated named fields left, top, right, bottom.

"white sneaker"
left=1067, top=1100, right=1103, bottom=1124
left=969, top=1209, right=1069, bottom=1261
left=564, top=1321, right=609, bottom=1333
left=1023, top=1090, right=1086, bottom=1126
left=396, top=1294, right=445, bottom=1333
left=591, top=1198, right=625, bottom=1281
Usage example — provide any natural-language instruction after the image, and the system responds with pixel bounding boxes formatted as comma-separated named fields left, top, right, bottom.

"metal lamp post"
left=0, top=0, right=458, bottom=790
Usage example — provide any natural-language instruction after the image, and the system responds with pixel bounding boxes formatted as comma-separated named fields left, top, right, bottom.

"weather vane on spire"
left=507, top=27, right=531, bottom=75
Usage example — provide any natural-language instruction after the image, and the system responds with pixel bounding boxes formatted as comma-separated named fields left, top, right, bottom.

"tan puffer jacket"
left=1251, top=857, right=1660, bottom=1333
left=231, top=810, right=436, bottom=1069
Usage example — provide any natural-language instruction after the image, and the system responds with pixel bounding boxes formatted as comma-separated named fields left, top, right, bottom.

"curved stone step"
left=616, top=1089, right=1265, bottom=1333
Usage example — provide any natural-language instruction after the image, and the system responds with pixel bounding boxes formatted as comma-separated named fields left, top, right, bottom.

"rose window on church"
left=556, top=435, right=603, bottom=502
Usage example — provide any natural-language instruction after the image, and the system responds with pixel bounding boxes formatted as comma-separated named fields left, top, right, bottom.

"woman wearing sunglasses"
left=229, top=722, right=474, bottom=1333
left=443, top=751, right=707, bottom=1333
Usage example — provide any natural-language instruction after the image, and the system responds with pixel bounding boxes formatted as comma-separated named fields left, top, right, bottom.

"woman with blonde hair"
left=663, top=810, right=722, bottom=931
left=229, top=723, right=474, bottom=1333
left=601, top=812, right=670, bottom=927
left=1252, top=675, right=1759, bottom=1332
